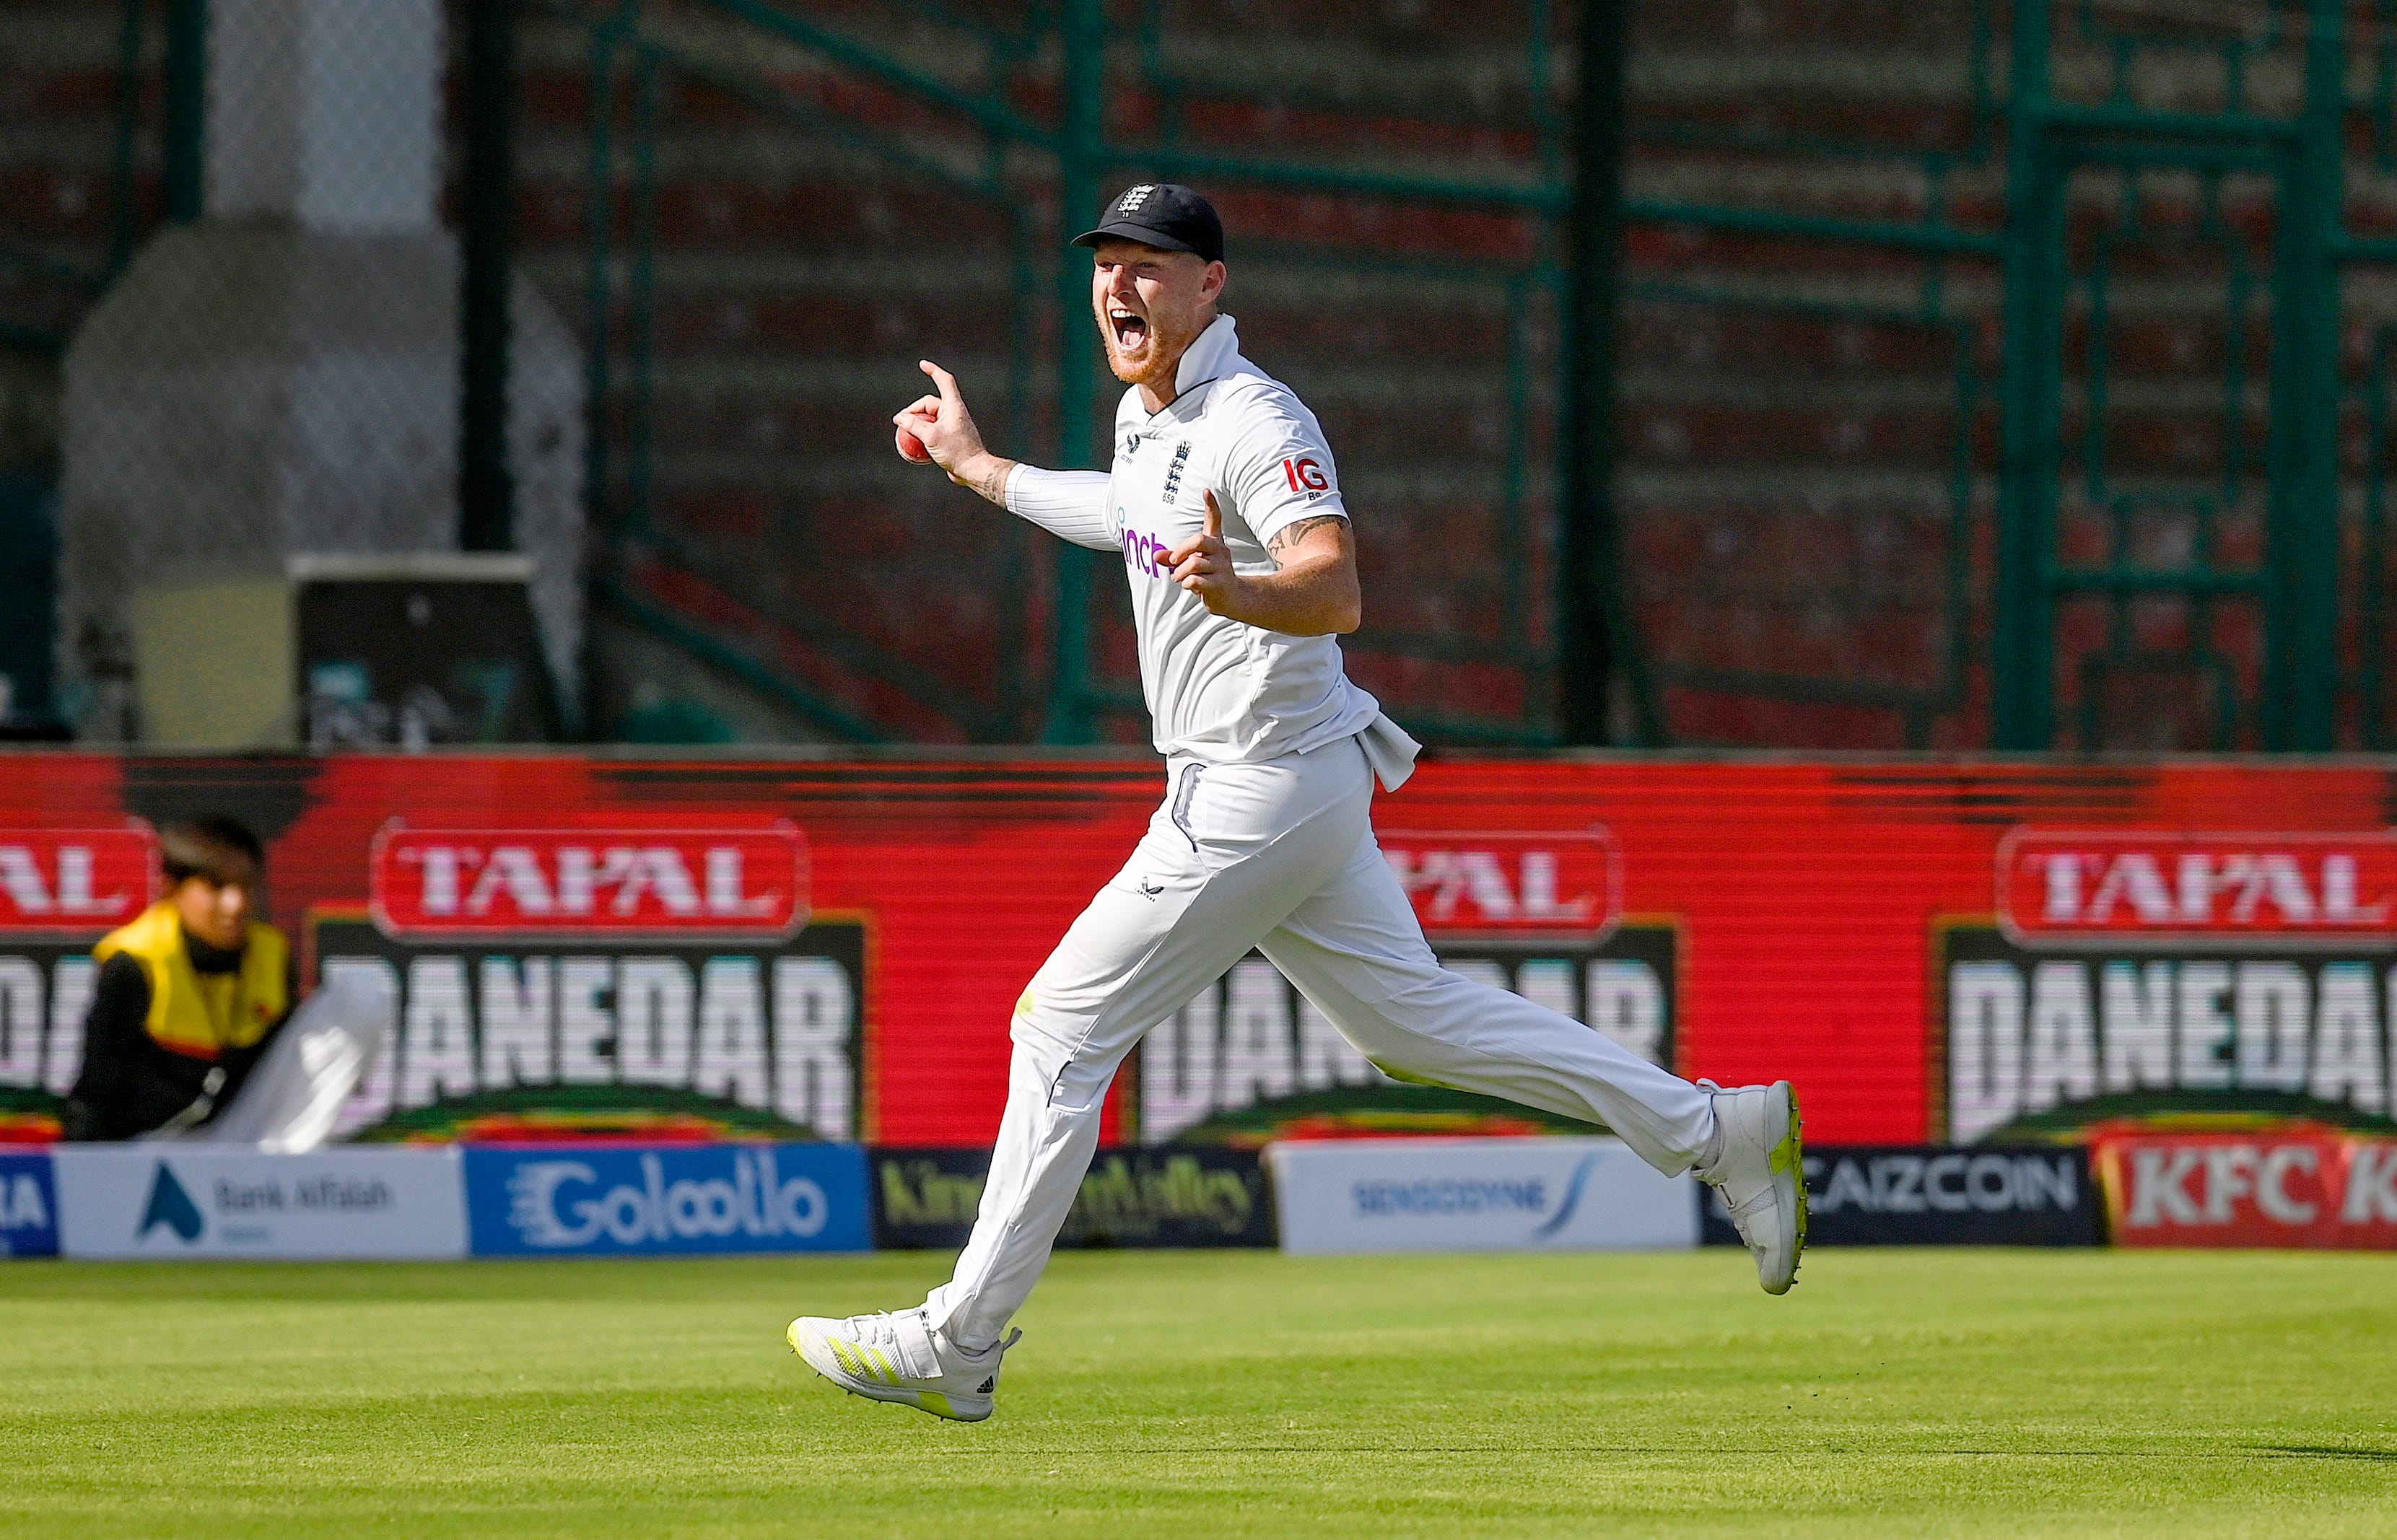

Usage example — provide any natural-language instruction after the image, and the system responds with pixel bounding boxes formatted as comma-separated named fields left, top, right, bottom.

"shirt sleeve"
left=1220, top=388, right=1348, bottom=551
left=1004, top=465, right=1117, bottom=551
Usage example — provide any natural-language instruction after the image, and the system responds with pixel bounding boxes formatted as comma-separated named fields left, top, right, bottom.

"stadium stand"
left=4, top=0, right=2393, bottom=750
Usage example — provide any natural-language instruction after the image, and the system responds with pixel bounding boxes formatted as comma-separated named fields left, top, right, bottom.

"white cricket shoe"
left=1698, top=1079, right=1807, bottom=1295
left=787, top=1308, right=1020, bottom=1422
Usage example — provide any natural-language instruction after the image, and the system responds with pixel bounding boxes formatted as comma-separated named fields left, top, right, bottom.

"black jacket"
left=59, top=937, right=293, bottom=1141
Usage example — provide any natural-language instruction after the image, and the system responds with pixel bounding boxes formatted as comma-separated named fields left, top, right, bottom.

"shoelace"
left=835, top=1311, right=901, bottom=1353
left=847, top=1313, right=1023, bottom=1375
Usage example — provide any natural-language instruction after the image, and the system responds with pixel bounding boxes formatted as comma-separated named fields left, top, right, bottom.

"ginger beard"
left=1091, top=243, right=1222, bottom=395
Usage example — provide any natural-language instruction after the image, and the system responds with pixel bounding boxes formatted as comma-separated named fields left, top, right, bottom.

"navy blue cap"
left=1073, top=183, right=1225, bottom=264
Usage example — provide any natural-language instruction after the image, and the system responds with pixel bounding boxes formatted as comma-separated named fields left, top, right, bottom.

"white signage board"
left=53, top=1145, right=467, bottom=1260
left=1266, top=1137, right=1696, bottom=1255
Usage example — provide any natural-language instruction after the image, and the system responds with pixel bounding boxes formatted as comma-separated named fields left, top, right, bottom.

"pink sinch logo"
left=1122, top=526, right=1171, bottom=578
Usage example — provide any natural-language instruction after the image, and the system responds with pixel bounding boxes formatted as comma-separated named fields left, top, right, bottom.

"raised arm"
left=894, top=361, right=1113, bottom=551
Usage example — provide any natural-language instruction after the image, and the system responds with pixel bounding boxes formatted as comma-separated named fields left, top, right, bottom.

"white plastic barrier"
left=1265, top=1137, right=1696, bottom=1255
left=53, top=1145, right=466, bottom=1259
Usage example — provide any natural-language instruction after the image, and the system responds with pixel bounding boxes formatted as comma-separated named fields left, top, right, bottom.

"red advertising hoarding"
left=2094, top=1131, right=2397, bottom=1248
left=1, top=754, right=2393, bottom=1150
left=367, top=823, right=808, bottom=937
left=0, top=826, right=156, bottom=932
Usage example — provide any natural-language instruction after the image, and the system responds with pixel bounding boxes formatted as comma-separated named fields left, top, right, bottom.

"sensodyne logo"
left=505, top=1149, right=828, bottom=1248
left=1349, top=1149, right=1602, bottom=1238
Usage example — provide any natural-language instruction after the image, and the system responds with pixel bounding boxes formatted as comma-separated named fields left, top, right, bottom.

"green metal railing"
left=12, top=0, right=2393, bottom=751
left=1988, top=0, right=2372, bottom=751
left=548, top=0, right=2014, bottom=749
left=0, top=0, right=201, bottom=361
left=1618, top=29, right=2006, bottom=747
left=559, top=0, right=1051, bottom=739
left=553, top=0, right=1625, bottom=746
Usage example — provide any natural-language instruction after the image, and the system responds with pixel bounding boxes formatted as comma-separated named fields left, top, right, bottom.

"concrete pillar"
left=206, top=0, right=445, bottom=229
left=58, top=0, right=581, bottom=743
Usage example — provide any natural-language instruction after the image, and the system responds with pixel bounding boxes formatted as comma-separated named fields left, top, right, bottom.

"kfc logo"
left=370, top=824, right=806, bottom=937
left=2097, top=1132, right=2397, bottom=1248
left=1378, top=831, right=1620, bottom=939
left=0, top=826, right=155, bottom=931
left=1999, top=831, right=2397, bottom=946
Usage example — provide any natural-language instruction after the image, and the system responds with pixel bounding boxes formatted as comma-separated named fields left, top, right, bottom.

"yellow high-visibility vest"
left=91, top=902, right=288, bottom=1059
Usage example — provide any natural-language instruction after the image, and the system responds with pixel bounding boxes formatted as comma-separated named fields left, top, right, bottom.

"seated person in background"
left=63, top=816, right=385, bottom=1150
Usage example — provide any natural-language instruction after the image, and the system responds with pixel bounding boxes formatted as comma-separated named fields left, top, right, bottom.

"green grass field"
left=4, top=1248, right=2393, bottom=1539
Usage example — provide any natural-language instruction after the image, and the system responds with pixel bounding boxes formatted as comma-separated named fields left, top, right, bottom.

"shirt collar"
left=185, top=930, right=246, bottom=974
left=1172, top=313, right=1239, bottom=398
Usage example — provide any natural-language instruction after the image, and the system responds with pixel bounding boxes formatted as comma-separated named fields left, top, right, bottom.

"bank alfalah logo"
left=139, top=1162, right=204, bottom=1243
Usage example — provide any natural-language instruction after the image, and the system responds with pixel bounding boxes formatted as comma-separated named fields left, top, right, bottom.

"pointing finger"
left=921, top=360, right=962, bottom=407
left=1203, top=489, right=1223, bottom=540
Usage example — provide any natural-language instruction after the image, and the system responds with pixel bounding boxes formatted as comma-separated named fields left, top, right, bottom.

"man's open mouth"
left=1109, top=308, right=1149, bottom=350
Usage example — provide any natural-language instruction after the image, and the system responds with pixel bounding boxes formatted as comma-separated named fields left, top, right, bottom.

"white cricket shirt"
left=1096, top=315, right=1416, bottom=784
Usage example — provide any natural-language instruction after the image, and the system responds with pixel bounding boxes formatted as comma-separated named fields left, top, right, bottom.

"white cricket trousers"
left=923, top=734, right=1716, bottom=1351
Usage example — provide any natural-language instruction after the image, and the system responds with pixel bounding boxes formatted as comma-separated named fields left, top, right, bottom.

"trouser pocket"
left=1167, top=761, right=1205, bottom=852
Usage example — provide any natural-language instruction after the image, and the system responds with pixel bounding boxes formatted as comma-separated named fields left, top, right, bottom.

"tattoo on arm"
left=1265, top=515, right=1346, bottom=565
left=961, top=455, right=1017, bottom=507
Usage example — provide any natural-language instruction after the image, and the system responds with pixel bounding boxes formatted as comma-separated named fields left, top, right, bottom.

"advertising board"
left=461, top=1142, right=871, bottom=1256
left=7, top=755, right=2397, bottom=1150
left=0, top=823, right=156, bottom=1141
left=1937, top=831, right=2397, bottom=1144
left=1696, top=1145, right=2099, bottom=1247
left=1265, top=1137, right=1697, bottom=1254
left=0, top=1150, right=56, bottom=1256
left=317, top=820, right=860, bottom=1143
left=873, top=1145, right=1273, bottom=1250
left=2093, top=1130, right=2397, bottom=1248
left=51, top=1145, right=466, bottom=1259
